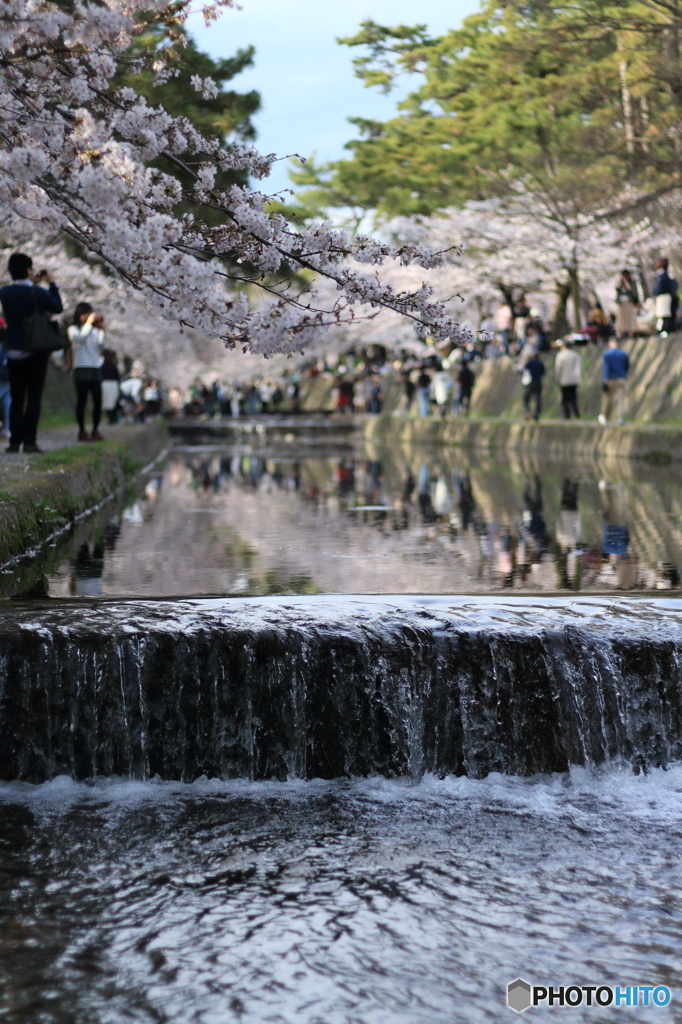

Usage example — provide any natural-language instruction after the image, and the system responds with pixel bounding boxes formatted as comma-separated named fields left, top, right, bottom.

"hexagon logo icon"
left=508, top=979, right=532, bottom=1013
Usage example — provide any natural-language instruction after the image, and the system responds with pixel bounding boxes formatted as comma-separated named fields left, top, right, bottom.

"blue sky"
left=187, top=0, right=480, bottom=195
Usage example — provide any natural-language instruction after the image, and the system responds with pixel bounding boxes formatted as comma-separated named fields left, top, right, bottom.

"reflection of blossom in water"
left=35, top=445, right=682, bottom=600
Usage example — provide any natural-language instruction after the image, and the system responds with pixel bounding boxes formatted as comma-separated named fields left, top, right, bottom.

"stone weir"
left=1, top=596, right=681, bottom=784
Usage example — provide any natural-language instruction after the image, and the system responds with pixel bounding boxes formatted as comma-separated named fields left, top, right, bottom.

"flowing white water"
left=3, top=596, right=682, bottom=782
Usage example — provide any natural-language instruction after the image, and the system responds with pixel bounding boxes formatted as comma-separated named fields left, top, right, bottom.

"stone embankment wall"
left=301, top=333, right=682, bottom=424
left=365, top=417, right=682, bottom=463
left=468, top=333, right=682, bottom=423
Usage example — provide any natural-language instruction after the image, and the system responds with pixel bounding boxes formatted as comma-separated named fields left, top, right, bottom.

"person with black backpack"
left=0, top=252, right=63, bottom=453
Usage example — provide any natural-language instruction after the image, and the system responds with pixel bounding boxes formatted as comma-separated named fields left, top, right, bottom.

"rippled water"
left=3, top=434, right=682, bottom=1022
left=1, top=768, right=681, bottom=1023
left=5, top=437, right=682, bottom=598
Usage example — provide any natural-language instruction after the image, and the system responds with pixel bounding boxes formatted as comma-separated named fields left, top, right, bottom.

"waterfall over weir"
left=1, top=596, right=682, bottom=784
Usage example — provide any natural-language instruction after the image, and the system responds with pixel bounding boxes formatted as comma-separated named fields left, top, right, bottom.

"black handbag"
left=23, top=288, right=63, bottom=353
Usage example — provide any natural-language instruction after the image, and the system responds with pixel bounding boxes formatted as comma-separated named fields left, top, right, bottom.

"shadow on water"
left=4, top=436, right=682, bottom=598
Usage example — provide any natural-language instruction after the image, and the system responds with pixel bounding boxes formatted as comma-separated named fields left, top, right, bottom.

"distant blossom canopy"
left=0, top=0, right=472, bottom=355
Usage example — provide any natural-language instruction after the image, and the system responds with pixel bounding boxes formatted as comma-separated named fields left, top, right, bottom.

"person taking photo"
left=66, top=303, right=105, bottom=441
left=0, top=252, right=63, bottom=454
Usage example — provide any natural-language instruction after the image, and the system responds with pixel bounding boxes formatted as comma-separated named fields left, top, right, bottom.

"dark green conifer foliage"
left=291, top=1, right=682, bottom=219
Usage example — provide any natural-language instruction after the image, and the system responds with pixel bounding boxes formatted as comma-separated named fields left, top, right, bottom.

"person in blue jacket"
left=598, top=338, right=630, bottom=426
left=0, top=252, right=63, bottom=453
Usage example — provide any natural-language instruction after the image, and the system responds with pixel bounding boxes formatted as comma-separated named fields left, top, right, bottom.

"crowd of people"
left=486, top=256, right=678, bottom=426
left=0, top=250, right=678, bottom=452
left=0, top=249, right=307, bottom=451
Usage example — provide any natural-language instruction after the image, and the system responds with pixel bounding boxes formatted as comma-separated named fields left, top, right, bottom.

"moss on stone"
left=0, top=423, right=168, bottom=566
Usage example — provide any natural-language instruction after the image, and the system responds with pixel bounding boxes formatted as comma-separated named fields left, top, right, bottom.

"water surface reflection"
left=5, top=441, right=682, bottom=597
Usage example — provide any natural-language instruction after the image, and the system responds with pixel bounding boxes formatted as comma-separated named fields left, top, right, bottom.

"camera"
left=93, top=315, right=105, bottom=330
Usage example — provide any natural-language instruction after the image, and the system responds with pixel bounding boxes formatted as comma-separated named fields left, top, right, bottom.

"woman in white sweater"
left=66, top=302, right=105, bottom=441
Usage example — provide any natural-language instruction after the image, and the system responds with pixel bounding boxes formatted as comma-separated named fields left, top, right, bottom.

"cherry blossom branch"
left=0, top=0, right=472, bottom=356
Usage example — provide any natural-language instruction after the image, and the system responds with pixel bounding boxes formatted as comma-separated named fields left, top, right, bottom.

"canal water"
left=2, top=766, right=682, bottom=1023
left=4, top=437, right=682, bottom=598
left=2, top=431, right=682, bottom=1022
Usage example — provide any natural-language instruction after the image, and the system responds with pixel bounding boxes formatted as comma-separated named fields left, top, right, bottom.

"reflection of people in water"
left=432, top=472, right=452, bottom=515
left=603, top=520, right=630, bottom=555
left=600, top=480, right=637, bottom=589
left=519, top=476, right=547, bottom=576
left=70, top=541, right=104, bottom=597
left=103, top=518, right=121, bottom=552
left=497, top=527, right=515, bottom=586
left=401, top=470, right=415, bottom=505
left=335, top=458, right=355, bottom=497
left=389, top=469, right=413, bottom=530
left=656, top=562, right=680, bottom=590
left=365, top=459, right=383, bottom=505
left=456, top=472, right=476, bottom=532
left=554, top=479, right=582, bottom=590
left=417, top=463, right=437, bottom=522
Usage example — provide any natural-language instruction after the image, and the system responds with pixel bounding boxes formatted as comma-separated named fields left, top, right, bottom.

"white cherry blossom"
left=0, top=0, right=467, bottom=356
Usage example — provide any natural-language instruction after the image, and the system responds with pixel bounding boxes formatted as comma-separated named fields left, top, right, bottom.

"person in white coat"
left=66, top=302, right=105, bottom=440
left=554, top=338, right=582, bottom=419
left=432, top=367, right=453, bottom=417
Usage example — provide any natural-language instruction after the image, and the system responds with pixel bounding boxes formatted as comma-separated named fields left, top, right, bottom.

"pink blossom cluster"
left=387, top=186, right=680, bottom=328
left=0, top=0, right=469, bottom=355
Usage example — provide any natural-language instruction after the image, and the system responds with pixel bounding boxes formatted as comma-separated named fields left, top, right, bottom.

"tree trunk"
left=496, top=282, right=515, bottom=309
left=550, top=280, right=572, bottom=339
left=617, top=43, right=635, bottom=159
left=662, top=17, right=682, bottom=108
left=569, top=267, right=581, bottom=332
left=639, top=95, right=651, bottom=156
left=662, top=14, right=682, bottom=158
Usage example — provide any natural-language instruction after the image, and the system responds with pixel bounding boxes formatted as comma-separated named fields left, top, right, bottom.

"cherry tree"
left=0, top=0, right=474, bottom=357
left=385, top=190, right=681, bottom=335
left=0, top=206, right=436, bottom=386
left=0, top=210, right=230, bottom=387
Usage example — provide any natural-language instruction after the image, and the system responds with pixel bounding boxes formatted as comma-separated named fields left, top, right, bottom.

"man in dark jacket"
left=458, top=362, right=475, bottom=415
left=653, top=257, right=678, bottom=337
left=0, top=252, right=63, bottom=453
left=521, top=353, right=545, bottom=421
